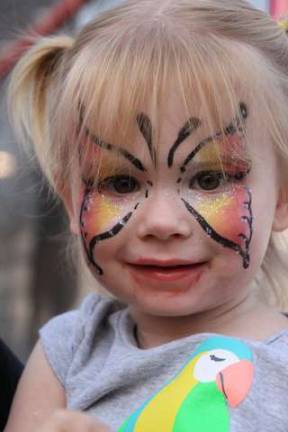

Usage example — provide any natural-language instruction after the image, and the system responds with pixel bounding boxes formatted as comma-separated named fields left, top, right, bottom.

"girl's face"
left=73, top=96, right=282, bottom=319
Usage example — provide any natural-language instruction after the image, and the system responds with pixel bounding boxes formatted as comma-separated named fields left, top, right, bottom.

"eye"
left=189, top=170, right=248, bottom=191
left=210, top=354, right=226, bottom=362
left=98, top=175, right=140, bottom=195
left=189, top=171, right=225, bottom=191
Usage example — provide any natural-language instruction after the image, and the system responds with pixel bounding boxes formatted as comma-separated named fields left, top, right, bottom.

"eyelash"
left=97, top=175, right=140, bottom=195
left=189, top=169, right=248, bottom=192
left=85, top=168, right=248, bottom=196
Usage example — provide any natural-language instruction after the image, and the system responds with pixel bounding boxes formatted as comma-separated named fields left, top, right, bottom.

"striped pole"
left=0, top=0, right=89, bottom=80
left=270, top=0, right=288, bottom=18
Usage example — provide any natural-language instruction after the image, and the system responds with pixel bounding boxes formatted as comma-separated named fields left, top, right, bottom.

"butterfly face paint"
left=79, top=102, right=252, bottom=276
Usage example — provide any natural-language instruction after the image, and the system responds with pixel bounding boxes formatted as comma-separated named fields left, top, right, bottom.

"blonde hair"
left=8, top=0, right=288, bottom=307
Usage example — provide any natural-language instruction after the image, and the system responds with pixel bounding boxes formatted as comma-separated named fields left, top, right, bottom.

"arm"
left=5, top=341, right=66, bottom=432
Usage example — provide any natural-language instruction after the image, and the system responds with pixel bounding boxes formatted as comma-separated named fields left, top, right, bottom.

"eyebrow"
left=167, top=117, right=201, bottom=168
left=84, top=127, right=146, bottom=172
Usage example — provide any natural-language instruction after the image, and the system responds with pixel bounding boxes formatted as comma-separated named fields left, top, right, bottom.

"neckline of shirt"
left=115, top=308, right=288, bottom=353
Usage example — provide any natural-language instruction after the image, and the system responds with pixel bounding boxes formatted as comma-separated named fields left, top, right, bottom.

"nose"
left=136, top=190, right=192, bottom=241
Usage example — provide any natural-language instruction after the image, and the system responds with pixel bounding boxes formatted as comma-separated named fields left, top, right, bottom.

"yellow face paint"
left=193, top=135, right=251, bottom=174
left=84, top=193, right=123, bottom=235
left=79, top=179, right=139, bottom=275
left=193, top=187, right=250, bottom=247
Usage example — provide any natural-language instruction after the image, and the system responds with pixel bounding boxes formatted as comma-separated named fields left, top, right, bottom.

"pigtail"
left=8, top=36, right=74, bottom=185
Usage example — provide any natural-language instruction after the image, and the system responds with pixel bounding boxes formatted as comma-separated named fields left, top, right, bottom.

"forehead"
left=69, top=18, right=283, bottom=176
left=80, top=89, right=274, bottom=176
left=113, top=96, right=255, bottom=156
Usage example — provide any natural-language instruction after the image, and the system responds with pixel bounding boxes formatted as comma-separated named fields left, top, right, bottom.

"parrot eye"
left=210, top=354, right=225, bottom=362
left=193, top=349, right=239, bottom=383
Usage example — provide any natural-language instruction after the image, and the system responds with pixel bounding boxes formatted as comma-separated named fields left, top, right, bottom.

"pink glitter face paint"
left=193, top=187, right=251, bottom=247
left=81, top=189, right=124, bottom=237
left=80, top=173, right=148, bottom=275
left=80, top=172, right=155, bottom=275
left=181, top=187, right=252, bottom=268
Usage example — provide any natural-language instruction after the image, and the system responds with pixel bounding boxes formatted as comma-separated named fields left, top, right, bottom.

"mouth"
left=126, top=260, right=208, bottom=283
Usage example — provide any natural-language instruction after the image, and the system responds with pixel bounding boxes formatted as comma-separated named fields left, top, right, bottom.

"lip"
left=126, top=259, right=208, bottom=283
left=132, top=258, right=197, bottom=267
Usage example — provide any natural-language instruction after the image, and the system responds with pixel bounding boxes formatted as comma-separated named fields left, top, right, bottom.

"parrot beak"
left=215, top=360, right=253, bottom=408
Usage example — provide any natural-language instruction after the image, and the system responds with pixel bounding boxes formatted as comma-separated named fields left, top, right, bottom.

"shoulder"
left=5, top=342, right=67, bottom=431
left=264, top=329, right=288, bottom=363
left=250, top=329, right=288, bottom=380
left=40, top=293, right=123, bottom=386
left=40, top=292, right=118, bottom=341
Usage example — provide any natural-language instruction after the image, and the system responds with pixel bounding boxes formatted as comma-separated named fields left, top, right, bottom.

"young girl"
left=5, top=1, right=288, bottom=431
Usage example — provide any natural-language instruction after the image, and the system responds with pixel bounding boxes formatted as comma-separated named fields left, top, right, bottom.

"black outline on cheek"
left=88, top=212, right=134, bottom=275
left=167, top=117, right=201, bottom=168
left=238, top=189, right=253, bottom=265
left=181, top=187, right=253, bottom=269
left=137, top=113, right=156, bottom=166
left=79, top=184, right=93, bottom=269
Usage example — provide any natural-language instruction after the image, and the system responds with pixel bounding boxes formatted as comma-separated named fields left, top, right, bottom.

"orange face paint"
left=79, top=179, right=139, bottom=275
left=195, top=188, right=249, bottom=246
left=81, top=191, right=123, bottom=242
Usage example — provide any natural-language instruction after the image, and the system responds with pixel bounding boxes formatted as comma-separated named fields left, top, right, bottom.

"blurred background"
left=0, top=0, right=287, bottom=362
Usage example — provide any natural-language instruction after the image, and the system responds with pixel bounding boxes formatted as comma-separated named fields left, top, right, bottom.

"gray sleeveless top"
left=40, top=293, right=288, bottom=431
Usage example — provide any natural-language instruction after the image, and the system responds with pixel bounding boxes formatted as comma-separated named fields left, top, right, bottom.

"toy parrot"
left=118, top=336, right=254, bottom=432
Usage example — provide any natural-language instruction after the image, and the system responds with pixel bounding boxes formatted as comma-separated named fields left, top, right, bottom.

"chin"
left=129, top=292, right=216, bottom=318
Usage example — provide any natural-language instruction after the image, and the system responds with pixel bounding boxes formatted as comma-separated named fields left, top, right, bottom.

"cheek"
left=84, top=194, right=122, bottom=232
left=77, top=188, right=133, bottom=276
left=191, top=186, right=251, bottom=247
left=80, top=192, right=126, bottom=242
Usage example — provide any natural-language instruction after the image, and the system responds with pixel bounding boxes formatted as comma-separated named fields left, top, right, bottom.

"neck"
left=130, top=295, right=288, bottom=349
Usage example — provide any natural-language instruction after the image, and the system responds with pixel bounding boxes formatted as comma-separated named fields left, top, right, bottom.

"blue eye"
left=98, top=175, right=140, bottom=194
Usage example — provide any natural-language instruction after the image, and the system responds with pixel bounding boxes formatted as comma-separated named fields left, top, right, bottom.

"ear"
left=272, top=187, right=288, bottom=232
